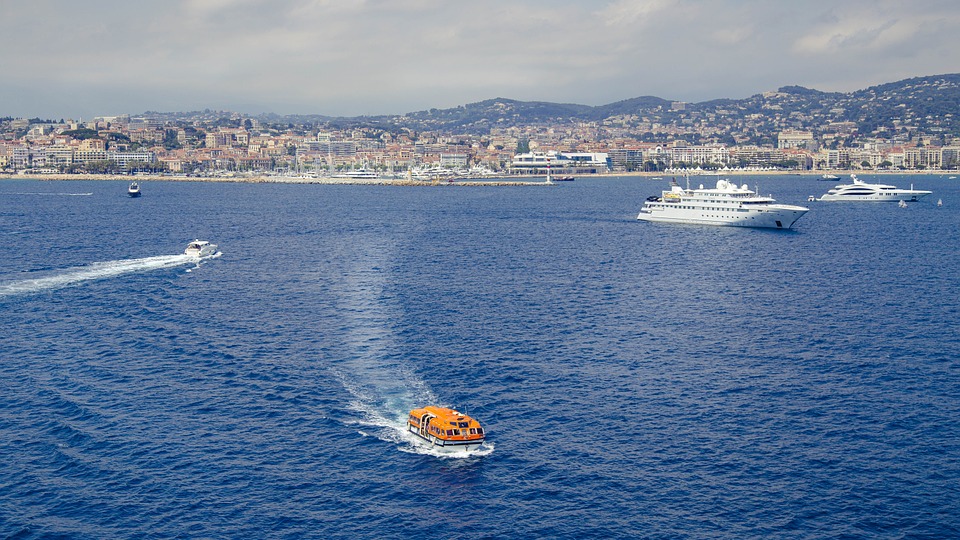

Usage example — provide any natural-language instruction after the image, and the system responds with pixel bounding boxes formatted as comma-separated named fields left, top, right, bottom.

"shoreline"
left=0, top=173, right=550, bottom=186
left=1, top=169, right=953, bottom=185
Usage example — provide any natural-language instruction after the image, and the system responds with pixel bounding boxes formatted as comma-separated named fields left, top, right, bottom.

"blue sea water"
left=1, top=175, right=958, bottom=539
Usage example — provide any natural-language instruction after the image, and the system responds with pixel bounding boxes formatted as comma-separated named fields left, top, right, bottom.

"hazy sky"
left=3, top=0, right=960, bottom=119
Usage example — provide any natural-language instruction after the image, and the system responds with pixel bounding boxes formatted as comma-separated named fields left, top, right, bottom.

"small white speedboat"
left=184, top=240, right=217, bottom=258
left=128, top=182, right=141, bottom=197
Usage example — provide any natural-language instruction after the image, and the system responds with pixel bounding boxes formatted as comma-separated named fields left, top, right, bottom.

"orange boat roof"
left=409, top=406, right=483, bottom=428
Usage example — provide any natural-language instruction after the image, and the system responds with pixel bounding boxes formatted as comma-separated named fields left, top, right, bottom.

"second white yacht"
left=818, top=174, right=932, bottom=202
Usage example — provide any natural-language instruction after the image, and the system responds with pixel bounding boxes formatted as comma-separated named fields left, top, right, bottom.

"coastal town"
left=3, top=75, right=960, bottom=179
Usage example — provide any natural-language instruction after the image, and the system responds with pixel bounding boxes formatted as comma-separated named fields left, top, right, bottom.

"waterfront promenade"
left=0, top=173, right=550, bottom=186
left=0, top=169, right=946, bottom=186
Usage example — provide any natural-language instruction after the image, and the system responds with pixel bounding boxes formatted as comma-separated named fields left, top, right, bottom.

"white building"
left=667, top=145, right=730, bottom=166
left=109, top=150, right=157, bottom=167
left=778, top=130, right=815, bottom=149
left=439, top=153, right=468, bottom=168
left=511, top=151, right=610, bottom=172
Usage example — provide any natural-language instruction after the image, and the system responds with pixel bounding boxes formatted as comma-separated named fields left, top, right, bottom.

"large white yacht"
left=638, top=178, right=809, bottom=229
left=334, top=167, right=380, bottom=180
left=818, top=174, right=932, bottom=202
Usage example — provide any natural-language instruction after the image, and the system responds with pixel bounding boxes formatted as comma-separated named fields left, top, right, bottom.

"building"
left=607, top=149, right=646, bottom=171
left=511, top=151, right=610, bottom=173
left=439, top=153, right=468, bottom=168
left=778, top=130, right=815, bottom=149
left=903, top=147, right=940, bottom=169
left=941, top=146, right=960, bottom=169
left=666, top=145, right=729, bottom=166
left=109, top=150, right=157, bottom=167
left=45, top=146, right=75, bottom=167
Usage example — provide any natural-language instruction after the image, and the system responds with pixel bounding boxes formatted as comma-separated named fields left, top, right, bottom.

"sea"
left=1, top=174, right=958, bottom=539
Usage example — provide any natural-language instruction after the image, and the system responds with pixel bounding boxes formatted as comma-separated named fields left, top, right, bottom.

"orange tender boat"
left=407, top=406, right=485, bottom=452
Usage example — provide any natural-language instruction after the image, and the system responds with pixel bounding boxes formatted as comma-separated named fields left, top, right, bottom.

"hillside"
left=292, top=74, right=960, bottom=141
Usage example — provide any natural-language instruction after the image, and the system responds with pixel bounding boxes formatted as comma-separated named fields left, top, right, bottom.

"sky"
left=3, top=0, right=960, bottom=120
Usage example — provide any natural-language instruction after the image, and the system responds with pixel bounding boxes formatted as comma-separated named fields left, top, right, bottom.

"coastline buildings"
left=4, top=83, right=960, bottom=176
left=5, top=117, right=958, bottom=176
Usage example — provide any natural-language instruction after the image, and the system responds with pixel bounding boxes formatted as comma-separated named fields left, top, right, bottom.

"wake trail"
left=3, top=192, right=94, bottom=196
left=328, top=241, right=461, bottom=454
left=0, top=254, right=200, bottom=297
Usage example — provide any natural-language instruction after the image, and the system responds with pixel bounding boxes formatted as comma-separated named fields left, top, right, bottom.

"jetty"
left=1, top=173, right=550, bottom=186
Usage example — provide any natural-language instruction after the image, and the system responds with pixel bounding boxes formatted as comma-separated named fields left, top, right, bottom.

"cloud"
left=795, top=17, right=910, bottom=54
left=597, top=0, right=677, bottom=26
left=792, top=3, right=960, bottom=56
left=2, top=1, right=960, bottom=118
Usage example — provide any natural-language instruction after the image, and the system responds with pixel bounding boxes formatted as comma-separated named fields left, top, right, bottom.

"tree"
left=516, top=139, right=530, bottom=154
left=642, top=160, right=665, bottom=172
left=86, top=160, right=119, bottom=174
left=63, top=128, right=99, bottom=140
left=163, top=130, right=182, bottom=150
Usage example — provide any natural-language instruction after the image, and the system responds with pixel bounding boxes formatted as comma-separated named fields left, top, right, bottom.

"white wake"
left=329, top=242, right=489, bottom=458
left=0, top=253, right=205, bottom=297
left=4, top=191, right=93, bottom=196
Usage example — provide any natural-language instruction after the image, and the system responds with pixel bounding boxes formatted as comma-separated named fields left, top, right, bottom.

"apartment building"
left=439, top=153, right=468, bottom=168
left=903, top=147, right=941, bottom=169
left=110, top=150, right=156, bottom=167
left=667, top=144, right=730, bottom=166
left=607, top=149, right=646, bottom=171
left=777, top=130, right=815, bottom=149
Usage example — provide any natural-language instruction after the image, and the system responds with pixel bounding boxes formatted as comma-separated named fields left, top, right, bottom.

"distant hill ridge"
left=392, top=74, right=960, bottom=133
left=151, top=73, right=960, bottom=139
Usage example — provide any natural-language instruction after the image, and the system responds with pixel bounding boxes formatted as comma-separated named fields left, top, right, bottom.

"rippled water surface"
left=2, top=176, right=959, bottom=538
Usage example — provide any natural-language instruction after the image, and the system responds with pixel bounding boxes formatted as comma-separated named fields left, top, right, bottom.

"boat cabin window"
left=458, top=422, right=469, bottom=428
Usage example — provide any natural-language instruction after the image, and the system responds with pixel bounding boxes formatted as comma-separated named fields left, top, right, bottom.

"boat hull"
left=185, top=247, right=217, bottom=257
left=637, top=205, right=808, bottom=229
left=818, top=191, right=931, bottom=202
left=408, top=426, right=484, bottom=453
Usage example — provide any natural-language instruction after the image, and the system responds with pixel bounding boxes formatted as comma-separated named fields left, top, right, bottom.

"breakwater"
left=0, top=173, right=550, bottom=186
